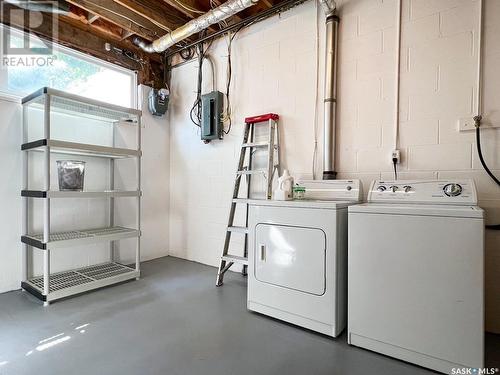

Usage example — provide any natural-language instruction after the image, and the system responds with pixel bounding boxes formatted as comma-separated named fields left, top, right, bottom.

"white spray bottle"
left=274, top=169, right=294, bottom=200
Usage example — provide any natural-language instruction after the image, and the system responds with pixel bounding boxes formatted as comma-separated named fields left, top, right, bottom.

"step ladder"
left=215, top=113, right=280, bottom=286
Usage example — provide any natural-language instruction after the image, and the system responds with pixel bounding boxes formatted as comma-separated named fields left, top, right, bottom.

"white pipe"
left=135, top=0, right=258, bottom=53
left=393, top=0, right=402, bottom=150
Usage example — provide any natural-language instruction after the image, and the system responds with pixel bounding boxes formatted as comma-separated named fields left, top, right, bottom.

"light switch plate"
left=458, top=117, right=500, bottom=131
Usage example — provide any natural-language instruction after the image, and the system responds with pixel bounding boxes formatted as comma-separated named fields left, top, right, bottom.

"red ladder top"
left=244, top=113, right=279, bottom=124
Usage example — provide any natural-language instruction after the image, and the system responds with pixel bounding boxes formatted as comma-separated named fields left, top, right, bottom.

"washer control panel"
left=367, top=179, right=477, bottom=205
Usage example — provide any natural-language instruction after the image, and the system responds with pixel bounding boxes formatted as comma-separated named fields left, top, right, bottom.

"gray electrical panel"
left=201, top=91, right=223, bottom=142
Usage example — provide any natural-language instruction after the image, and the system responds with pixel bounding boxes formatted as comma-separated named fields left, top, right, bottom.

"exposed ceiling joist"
left=4, top=4, right=136, bottom=67
left=261, top=0, right=274, bottom=8
left=161, top=0, right=205, bottom=19
left=113, top=0, right=187, bottom=32
left=64, top=0, right=165, bottom=41
left=88, top=13, right=100, bottom=24
left=121, top=29, right=135, bottom=41
left=157, top=0, right=222, bottom=33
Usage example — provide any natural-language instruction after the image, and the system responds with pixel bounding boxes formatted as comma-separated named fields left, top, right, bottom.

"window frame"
left=0, top=25, right=138, bottom=108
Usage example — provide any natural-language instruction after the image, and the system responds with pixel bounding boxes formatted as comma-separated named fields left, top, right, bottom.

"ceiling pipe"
left=320, top=0, right=338, bottom=180
left=134, top=0, right=259, bottom=53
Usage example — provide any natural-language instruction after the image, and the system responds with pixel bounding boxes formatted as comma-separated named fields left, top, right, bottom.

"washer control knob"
left=389, top=185, right=398, bottom=193
left=377, top=186, right=387, bottom=192
left=443, top=183, right=463, bottom=197
left=403, top=185, right=412, bottom=193
left=346, top=185, right=352, bottom=191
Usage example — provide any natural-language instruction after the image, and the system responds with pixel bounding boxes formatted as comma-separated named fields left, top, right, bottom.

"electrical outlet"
left=458, top=117, right=500, bottom=132
left=391, top=149, right=401, bottom=164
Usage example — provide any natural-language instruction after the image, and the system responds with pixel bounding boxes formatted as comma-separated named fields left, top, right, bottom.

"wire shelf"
left=22, top=87, right=140, bottom=123
left=21, top=87, right=142, bottom=304
left=22, top=226, right=139, bottom=249
left=24, top=262, right=136, bottom=294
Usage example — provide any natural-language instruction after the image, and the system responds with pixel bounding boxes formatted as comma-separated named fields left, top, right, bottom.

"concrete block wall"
left=168, top=0, right=500, bottom=332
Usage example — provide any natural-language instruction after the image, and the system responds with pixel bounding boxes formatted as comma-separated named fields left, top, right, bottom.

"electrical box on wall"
left=148, top=88, right=169, bottom=116
left=201, top=91, right=223, bottom=142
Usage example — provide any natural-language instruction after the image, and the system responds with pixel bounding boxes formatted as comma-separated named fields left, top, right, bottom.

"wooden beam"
left=90, top=18, right=124, bottom=39
left=159, top=0, right=239, bottom=32
left=59, top=14, right=162, bottom=62
left=261, top=0, right=274, bottom=8
left=67, top=6, right=123, bottom=39
left=113, top=0, right=189, bottom=32
left=64, top=0, right=165, bottom=41
left=1, top=2, right=165, bottom=84
left=88, top=13, right=100, bottom=24
left=161, top=0, right=205, bottom=20
left=121, top=29, right=134, bottom=41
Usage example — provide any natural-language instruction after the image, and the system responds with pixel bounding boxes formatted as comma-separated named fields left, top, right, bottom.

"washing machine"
left=247, top=180, right=362, bottom=337
left=348, top=180, right=484, bottom=374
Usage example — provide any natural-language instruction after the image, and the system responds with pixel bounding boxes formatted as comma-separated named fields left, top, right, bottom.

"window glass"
left=0, top=26, right=136, bottom=108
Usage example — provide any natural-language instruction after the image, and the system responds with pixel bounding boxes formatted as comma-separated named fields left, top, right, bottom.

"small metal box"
left=201, top=91, right=223, bottom=142
left=148, top=88, right=169, bottom=116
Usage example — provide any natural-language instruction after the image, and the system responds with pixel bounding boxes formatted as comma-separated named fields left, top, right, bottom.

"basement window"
left=0, top=25, right=137, bottom=107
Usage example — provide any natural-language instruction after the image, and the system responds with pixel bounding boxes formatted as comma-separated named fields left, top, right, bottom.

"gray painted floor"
left=0, top=256, right=498, bottom=375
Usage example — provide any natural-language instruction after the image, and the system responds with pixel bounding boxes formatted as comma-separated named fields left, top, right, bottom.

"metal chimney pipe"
left=134, top=0, right=259, bottom=53
left=321, top=3, right=339, bottom=180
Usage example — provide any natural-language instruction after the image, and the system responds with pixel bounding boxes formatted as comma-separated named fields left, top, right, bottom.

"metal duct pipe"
left=322, top=3, right=338, bottom=180
left=134, top=0, right=258, bottom=53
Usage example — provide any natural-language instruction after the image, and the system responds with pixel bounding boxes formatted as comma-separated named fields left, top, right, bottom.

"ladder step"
left=222, top=254, right=248, bottom=265
left=232, top=198, right=249, bottom=204
left=227, top=226, right=248, bottom=234
left=242, top=142, right=269, bottom=148
left=237, top=170, right=264, bottom=175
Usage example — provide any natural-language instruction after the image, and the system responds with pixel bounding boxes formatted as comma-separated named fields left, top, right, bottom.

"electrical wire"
left=222, top=25, right=245, bottom=134
left=472, top=0, right=499, bottom=229
left=476, top=120, right=499, bottom=186
left=189, top=45, right=204, bottom=127
left=205, top=55, right=216, bottom=91
left=180, top=47, right=195, bottom=60
left=476, top=123, right=500, bottom=231
left=189, top=38, right=214, bottom=127
left=171, top=0, right=205, bottom=14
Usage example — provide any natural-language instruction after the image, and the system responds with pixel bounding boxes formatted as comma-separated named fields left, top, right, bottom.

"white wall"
left=168, top=0, right=500, bottom=332
left=0, top=84, right=169, bottom=294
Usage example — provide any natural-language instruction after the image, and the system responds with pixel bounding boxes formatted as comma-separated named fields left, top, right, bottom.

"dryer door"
left=254, top=224, right=326, bottom=295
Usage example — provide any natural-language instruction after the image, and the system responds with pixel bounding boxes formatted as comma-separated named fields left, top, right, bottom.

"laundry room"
left=0, top=0, right=498, bottom=374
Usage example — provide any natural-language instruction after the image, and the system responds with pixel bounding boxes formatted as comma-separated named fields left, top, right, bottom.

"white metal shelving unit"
left=21, top=87, right=142, bottom=306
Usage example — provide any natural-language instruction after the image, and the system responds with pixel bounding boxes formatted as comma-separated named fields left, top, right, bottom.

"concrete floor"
left=0, top=257, right=498, bottom=375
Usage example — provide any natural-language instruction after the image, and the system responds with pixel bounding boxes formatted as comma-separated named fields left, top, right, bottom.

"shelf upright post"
left=109, top=123, right=115, bottom=262
left=43, top=94, right=51, bottom=305
left=135, top=116, right=141, bottom=275
left=21, top=104, right=29, bottom=282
